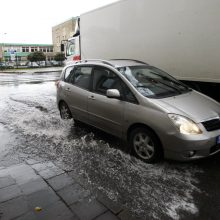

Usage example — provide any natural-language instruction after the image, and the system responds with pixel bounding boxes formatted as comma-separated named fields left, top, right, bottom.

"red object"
left=73, top=55, right=81, bottom=61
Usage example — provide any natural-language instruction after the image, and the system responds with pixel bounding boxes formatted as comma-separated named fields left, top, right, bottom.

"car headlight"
left=168, top=114, right=202, bottom=135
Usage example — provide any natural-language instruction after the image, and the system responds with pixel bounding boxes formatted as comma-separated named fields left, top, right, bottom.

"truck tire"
left=129, top=127, right=163, bottom=163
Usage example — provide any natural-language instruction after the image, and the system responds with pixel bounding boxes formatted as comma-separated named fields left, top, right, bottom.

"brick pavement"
left=0, top=159, right=138, bottom=220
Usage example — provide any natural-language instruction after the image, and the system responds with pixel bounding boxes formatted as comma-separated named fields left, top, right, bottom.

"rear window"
left=66, top=66, right=93, bottom=90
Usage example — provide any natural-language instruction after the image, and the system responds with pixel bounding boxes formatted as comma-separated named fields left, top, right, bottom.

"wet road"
left=0, top=72, right=220, bottom=220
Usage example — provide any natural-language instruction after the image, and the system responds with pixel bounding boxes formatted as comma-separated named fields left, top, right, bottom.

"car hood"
left=154, top=91, right=220, bottom=123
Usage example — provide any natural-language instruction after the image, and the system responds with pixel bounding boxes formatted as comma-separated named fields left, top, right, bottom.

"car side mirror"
left=106, top=89, right=121, bottom=99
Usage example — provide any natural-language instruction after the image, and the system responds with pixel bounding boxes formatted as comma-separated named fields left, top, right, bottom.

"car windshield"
left=117, top=65, right=192, bottom=98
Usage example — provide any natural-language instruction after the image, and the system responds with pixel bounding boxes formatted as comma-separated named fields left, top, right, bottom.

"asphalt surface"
left=0, top=71, right=220, bottom=220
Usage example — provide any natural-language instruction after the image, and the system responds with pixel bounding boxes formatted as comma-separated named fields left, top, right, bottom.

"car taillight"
left=55, top=80, right=60, bottom=88
left=73, top=55, right=81, bottom=61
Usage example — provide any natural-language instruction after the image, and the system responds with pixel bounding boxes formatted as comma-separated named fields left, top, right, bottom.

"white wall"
left=81, top=0, right=220, bottom=82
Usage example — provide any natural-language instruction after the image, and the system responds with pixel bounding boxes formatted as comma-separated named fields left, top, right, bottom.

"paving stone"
left=70, top=198, right=107, bottom=220
left=34, top=200, right=78, bottom=220
left=118, top=210, right=141, bottom=220
left=31, top=162, right=57, bottom=172
left=57, top=183, right=90, bottom=206
left=98, top=194, right=123, bottom=214
left=68, top=170, right=90, bottom=188
left=7, top=164, right=39, bottom=185
left=0, top=184, right=22, bottom=203
left=0, top=168, right=9, bottom=178
left=38, top=167, right=65, bottom=180
left=0, top=175, right=16, bottom=189
left=0, top=196, right=29, bottom=220
left=20, top=178, right=48, bottom=195
left=94, top=211, right=119, bottom=220
left=14, top=212, right=37, bottom=220
left=27, top=187, right=60, bottom=210
left=25, top=158, right=44, bottom=165
left=47, top=173, right=75, bottom=191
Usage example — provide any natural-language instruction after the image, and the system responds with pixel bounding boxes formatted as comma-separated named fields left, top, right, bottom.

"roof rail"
left=75, top=59, right=115, bottom=67
left=110, top=59, right=149, bottom=65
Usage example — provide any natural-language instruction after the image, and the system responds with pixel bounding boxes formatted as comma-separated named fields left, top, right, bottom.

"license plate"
left=217, top=136, right=220, bottom=144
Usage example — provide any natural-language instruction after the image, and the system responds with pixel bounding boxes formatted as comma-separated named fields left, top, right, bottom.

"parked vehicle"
left=27, top=62, right=39, bottom=67
left=51, top=60, right=61, bottom=66
left=0, top=62, right=13, bottom=69
left=62, top=0, right=220, bottom=101
left=56, top=59, right=220, bottom=163
left=0, top=62, right=6, bottom=69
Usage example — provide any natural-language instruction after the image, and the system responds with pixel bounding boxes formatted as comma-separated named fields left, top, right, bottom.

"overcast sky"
left=0, top=0, right=118, bottom=44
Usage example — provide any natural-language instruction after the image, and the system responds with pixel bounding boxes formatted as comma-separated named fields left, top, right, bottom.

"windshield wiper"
left=149, top=71, right=191, bottom=91
left=141, top=76, right=182, bottom=94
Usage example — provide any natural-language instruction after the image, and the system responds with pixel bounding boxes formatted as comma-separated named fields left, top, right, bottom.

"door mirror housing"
left=106, top=89, right=121, bottom=99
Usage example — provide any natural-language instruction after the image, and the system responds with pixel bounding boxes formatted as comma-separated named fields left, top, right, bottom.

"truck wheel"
left=129, top=127, right=163, bottom=163
left=59, top=102, right=72, bottom=119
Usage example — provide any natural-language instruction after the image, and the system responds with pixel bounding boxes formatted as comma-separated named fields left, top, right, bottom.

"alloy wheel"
left=133, top=132, right=155, bottom=160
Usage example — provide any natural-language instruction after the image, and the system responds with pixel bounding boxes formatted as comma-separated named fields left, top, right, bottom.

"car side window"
left=63, top=66, right=74, bottom=81
left=92, top=67, right=138, bottom=103
left=67, top=66, right=92, bottom=90
left=93, top=67, right=123, bottom=95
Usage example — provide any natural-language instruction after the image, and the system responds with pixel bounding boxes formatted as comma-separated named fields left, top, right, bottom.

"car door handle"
left=88, top=95, right=96, bottom=100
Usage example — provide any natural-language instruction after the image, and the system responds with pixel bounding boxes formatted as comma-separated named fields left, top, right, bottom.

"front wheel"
left=129, top=127, right=163, bottom=163
left=59, top=102, right=72, bottom=119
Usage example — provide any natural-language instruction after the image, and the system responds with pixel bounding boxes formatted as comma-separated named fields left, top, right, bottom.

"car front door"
left=63, top=65, right=92, bottom=122
left=87, top=66, right=126, bottom=137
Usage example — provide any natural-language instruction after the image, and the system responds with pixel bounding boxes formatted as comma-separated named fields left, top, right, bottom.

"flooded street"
left=0, top=72, right=220, bottom=219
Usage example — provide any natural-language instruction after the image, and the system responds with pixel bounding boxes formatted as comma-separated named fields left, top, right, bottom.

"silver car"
left=56, top=59, right=220, bottom=163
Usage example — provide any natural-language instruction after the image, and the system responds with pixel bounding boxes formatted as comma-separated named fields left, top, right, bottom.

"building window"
left=39, top=46, right=53, bottom=53
left=47, top=47, right=53, bottom=52
left=39, top=47, right=46, bottom=52
left=31, top=47, right=38, bottom=52
left=22, top=47, right=29, bottom=52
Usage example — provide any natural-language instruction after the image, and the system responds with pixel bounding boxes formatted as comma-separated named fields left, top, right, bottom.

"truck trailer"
left=62, top=0, right=220, bottom=100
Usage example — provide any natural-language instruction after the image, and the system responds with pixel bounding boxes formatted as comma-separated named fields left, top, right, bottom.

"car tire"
left=129, top=127, right=163, bottom=163
left=59, top=102, right=72, bottom=119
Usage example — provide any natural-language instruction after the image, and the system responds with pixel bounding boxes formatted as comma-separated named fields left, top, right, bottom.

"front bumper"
left=162, top=129, right=220, bottom=161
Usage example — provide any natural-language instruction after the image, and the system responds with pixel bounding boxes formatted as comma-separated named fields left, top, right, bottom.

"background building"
left=0, top=43, right=54, bottom=65
left=52, top=17, right=77, bottom=53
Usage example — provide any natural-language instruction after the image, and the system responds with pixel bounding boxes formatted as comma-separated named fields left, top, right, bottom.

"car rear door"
left=62, top=65, right=92, bottom=122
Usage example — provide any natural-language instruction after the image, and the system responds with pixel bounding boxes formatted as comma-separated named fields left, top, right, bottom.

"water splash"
left=0, top=82, right=202, bottom=219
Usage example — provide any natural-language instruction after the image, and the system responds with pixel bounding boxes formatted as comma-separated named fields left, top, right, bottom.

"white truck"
left=62, top=0, right=220, bottom=100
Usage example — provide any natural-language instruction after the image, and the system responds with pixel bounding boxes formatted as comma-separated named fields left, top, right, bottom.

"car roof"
left=72, top=59, right=149, bottom=68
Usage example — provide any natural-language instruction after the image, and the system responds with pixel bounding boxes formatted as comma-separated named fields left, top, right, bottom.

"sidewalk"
left=0, top=67, right=63, bottom=74
left=0, top=160, right=136, bottom=220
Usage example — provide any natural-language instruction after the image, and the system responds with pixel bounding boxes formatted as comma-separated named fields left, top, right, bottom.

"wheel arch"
left=58, top=100, right=72, bottom=119
left=127, top=123, right=164, bottom=151
left=58, top=100, right=67, bottom=109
